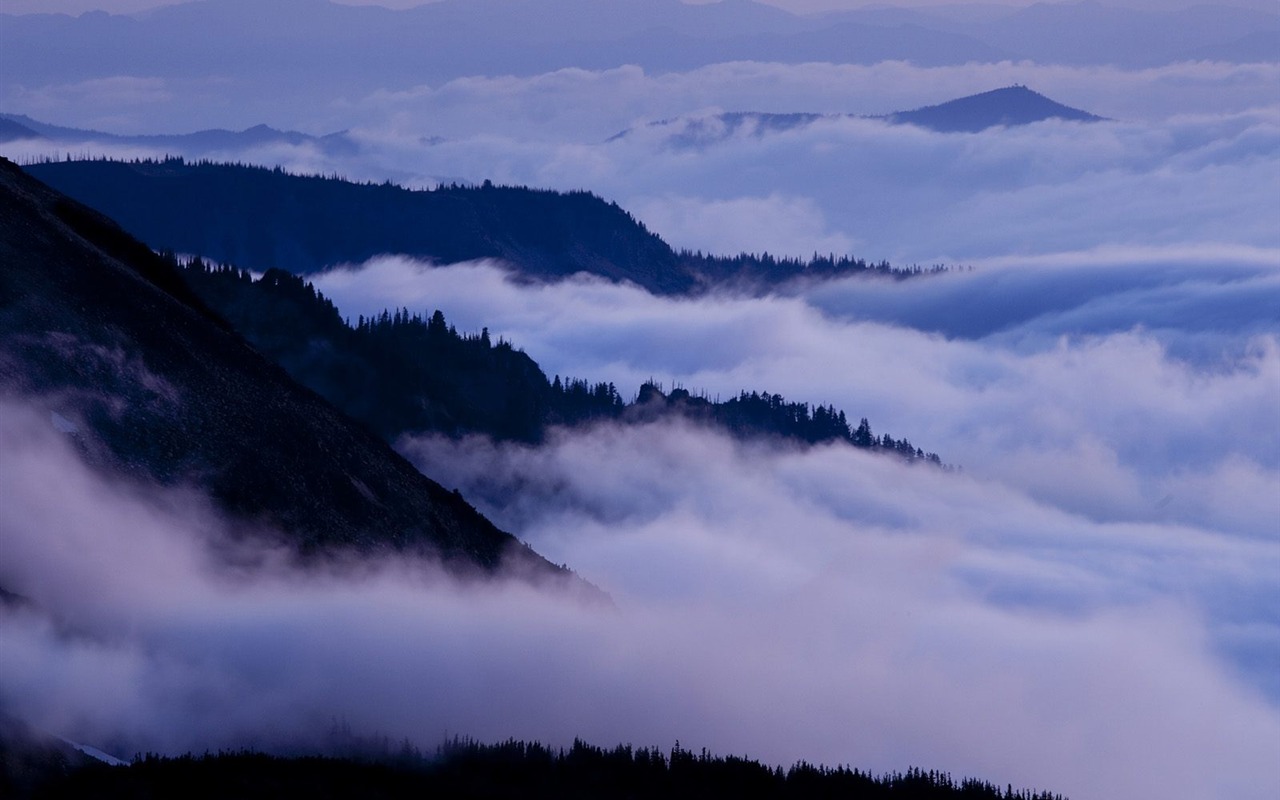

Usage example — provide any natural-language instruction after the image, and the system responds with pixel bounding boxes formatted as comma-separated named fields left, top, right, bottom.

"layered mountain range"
left=1, top=153, right=945, bottom=575
left=0, top=157, right=565, bottom=576
left=1, top=86, right=1107, bottom=155
left=0, top=158, right=957, bottom=796
left=175, top=259, right=942, bottom=463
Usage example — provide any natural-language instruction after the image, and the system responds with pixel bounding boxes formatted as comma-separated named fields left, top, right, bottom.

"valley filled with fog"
left=1, top=2, right=1277, bottom=798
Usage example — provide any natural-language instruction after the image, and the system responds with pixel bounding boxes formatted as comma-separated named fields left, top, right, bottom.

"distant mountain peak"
left=884, top=85, right=1106, bottom=132
left=610, top=85, right=1105, bottom=144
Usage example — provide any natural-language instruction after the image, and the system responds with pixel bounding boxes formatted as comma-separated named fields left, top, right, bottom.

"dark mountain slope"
left=885, top=85, right=1104, bottom=133
left=0, top=157, right=561, bottom=573
left=23, top=157, right=691, bottom=293
left=0, top=715, right=99, bottom=798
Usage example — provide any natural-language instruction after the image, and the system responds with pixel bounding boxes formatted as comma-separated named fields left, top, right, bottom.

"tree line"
left=29, top=737, right=1065, bottom=800
left=176, top=257, right=945, bottom=465
left=680, top=249, right=951, bottom=287
left=28, top=158, right=954, bottom=296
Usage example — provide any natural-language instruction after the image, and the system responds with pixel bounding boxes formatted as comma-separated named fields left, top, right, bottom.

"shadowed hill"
left=0, top=156, right=566, bottom=575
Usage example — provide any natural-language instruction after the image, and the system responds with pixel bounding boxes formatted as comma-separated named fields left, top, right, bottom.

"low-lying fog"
left=4, top=244, right=1277, bottom=799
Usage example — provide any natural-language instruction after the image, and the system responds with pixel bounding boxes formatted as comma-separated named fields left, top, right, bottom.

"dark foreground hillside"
left=12, top=737, right=1066, bottom=800
left=0, top=157, right=562, bottom=574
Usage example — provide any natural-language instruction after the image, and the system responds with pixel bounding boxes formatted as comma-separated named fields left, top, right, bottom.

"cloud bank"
left=14, top=244, right=1273, bottom=797
left=3, top=379, right=1278, bottom=800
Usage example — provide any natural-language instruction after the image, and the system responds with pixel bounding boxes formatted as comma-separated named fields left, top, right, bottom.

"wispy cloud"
left=313, top=253, right=1280, bottom=788
left=312, top=253, right=1280, bottom=529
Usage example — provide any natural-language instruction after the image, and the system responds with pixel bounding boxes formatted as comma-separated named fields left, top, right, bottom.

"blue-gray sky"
left=6, top=0, right=1279, bottom=15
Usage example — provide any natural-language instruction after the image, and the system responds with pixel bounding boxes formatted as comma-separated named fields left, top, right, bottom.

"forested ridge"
left=178, top=258, right=943, bottom=464
left=24, top=157, right=943, bottom=295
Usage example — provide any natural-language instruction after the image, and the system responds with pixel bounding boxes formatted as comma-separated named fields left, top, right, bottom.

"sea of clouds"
left=3, top=273, right=1278, bottom=797
left=2, top=50, right=1278, bottom=800
left=4, top=245, right=1277, bottom=799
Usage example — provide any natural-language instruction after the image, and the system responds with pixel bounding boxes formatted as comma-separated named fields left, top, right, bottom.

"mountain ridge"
left=5, top=83, right=1100, bottom=156
left=0, top=112, right=358, bottom=156
left=22, top=157, right=931, bottom=295
left=174, top=258, right=945, bottom=465
left=24, top=156, right=690, bottom=291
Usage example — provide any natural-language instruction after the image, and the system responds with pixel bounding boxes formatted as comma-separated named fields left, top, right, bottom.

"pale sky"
left=5, top=0, right=1271, bottom=17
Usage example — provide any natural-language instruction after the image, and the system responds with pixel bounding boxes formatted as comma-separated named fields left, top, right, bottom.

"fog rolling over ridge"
left=4, top=225, right=1275, bottom=798
left=5, top=244, right=1280, bottom=797
left=2, top=0, right=1279, bottom=798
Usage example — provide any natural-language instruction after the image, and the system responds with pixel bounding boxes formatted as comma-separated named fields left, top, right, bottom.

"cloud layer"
left=9, top=242, right=1275, bottom=798
left=3, top=373, right=1278, bottom=800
